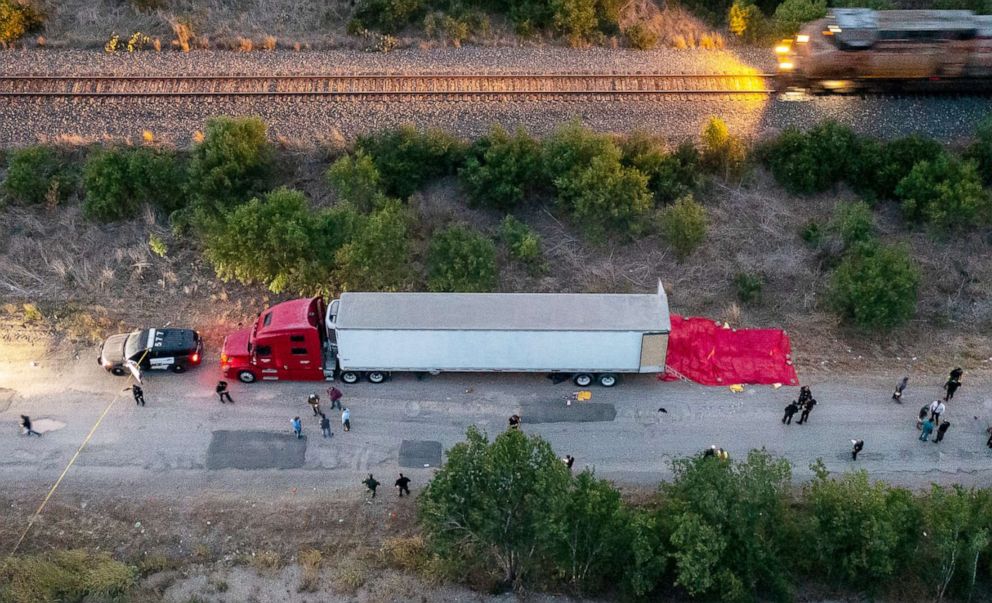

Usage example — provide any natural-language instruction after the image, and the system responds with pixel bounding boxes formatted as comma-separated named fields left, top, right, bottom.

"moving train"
left=776, top=8, right=992, bottom=91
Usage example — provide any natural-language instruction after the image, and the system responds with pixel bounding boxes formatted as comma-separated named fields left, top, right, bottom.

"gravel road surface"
left=3, top=351, right=991, bottom=509
left=1, top=48, right=991, bottom=145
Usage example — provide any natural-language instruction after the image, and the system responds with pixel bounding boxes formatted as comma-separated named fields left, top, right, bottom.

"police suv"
left=98, top=328, right=203, bottom=375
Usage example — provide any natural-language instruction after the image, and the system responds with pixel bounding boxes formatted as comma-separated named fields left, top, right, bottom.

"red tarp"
left=662, top=314, right=799, bottom=386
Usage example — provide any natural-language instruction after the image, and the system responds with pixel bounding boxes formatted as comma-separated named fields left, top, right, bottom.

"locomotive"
left=775, top=8, right=992, bottom=91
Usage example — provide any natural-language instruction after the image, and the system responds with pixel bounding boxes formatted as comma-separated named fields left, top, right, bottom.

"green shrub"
left=459, top=125, right=542, bottom=211
left=829, top=241, right=919, bottom=330
left=326, top=151, right=384, bottom=211
left=542, top=121, right=619, bottom=190
left=350, top=0, right=425, bottom=33
left=552, top=0, right=598, bottom=45
left=828, top=200, right=874, bottom=248
left=82, top=147, right=186, bottom=221
left=0, top=0, right=43, bottom=45
left=357, top=125, right=466, bottom=199
left=0, top=550, right=137, bottom=602
left=499, top=215, right=542, bottom=266
left=763, top=122, right=861, bottom=195
left=621, top=135, right=700, bottom=204
left=3, top=146, right=72, bottom=205
left=675, top=0, right=733, bottom=25
left=728, top=0, right=765, bottom=42
left=624, top=23, right=658, bottom=49
left=858, top=135, right=946, bottom=201
left=965, top=114, right=992, bottom=184
left=894, top=155, right=988, bottom=229
left=427, top=225, right=498, bottom=292
left=734, top=272, right=763, bottom=304
left=700, top=117, right=747, bottom=181
left=556, top=154, right=653, bottom=238
left=660, top=194, right=708, bottom=259
left=186, top=116, right=273, bottom=214
left=916, top=486, right=992, bottom=600
left=204, top=188, right=357, bottom=293
left=799, top=220, right=822, bottom=247
left=335, top=198, right=413, bottom=291
left=771, top=0, right=826, bottom=36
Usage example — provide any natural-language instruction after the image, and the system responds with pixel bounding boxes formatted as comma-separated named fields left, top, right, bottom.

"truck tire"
left=598, top=373, right=618, bottom=387
left=237, top=370, right=257, bottom=384
left=340, top=371, right=360, bottom=385
left=367, top=371, right=386, bottom=384
left=573, top=373, right=593, bottom=387
left=171, top=364, right=186, bottom=374
left=111, top=367, right=127, bottom=376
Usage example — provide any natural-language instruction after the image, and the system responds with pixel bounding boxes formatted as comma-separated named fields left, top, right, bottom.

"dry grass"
left=297, top=548, right=322, bottom=592
left=249, top=550, right=283, bottom=572
left=619, top=3, right=724, bottom=50
left=332, top=553, right=371, bottom=592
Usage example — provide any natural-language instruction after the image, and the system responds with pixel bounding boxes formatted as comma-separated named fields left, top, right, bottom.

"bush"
left=3, top=146, right=72, bottom=206
left=771, top=0, right=826, bottom=36
left=82, top=147, right=186, bottom=221
left=734, top=272, right=763, bottom=304
left=965, top=114, right=992, bottom=184
left=350, top=0, right=425, bottom=33
left=542, top=121, right=619, bottom=189
left=357, top=125, right=466, bottom=199
left=499, top=215, right=542, bottom=266
left=858, top=135, right=946, bottom=201
left=894, top=155, right=988, bottom=229
left=700, top=117, right=747, bottom=181
left=0, top=550, right=137, bottom=602
left=625, top=23, right=658, bottom=49
left=799, top=220, right=822, bottom=247
left=427, top=225, right=498, bottom=292
left=0, top=0, right=43, bottom=45
left=763, top=122, right=861, bottom=195
left=828, top=200, right=874, bottom=248
left=186, top=116, right=273, bottom=215
left=459, top=125, right=542, bottom=212
left=204, top=188, right=358, bottom=293
left=326, top=151, right=384, bottom=211
left=621, top=135, right=701, bottom=204
left=556, top=154, right=653, bottom=238
left=552, top=0, right=598, bottom=45
left=676, top=0, right=733, bottom=25
left=660, top=194, right=707, bottom=259
left=829, top=241, right=919, bottom=330
left=335, top=199, right=413, bottom=291
left=728, top=0, right=765, bottom=42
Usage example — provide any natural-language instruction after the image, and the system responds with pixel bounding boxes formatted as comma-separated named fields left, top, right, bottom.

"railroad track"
left=0, top=74, right=776, bottom=98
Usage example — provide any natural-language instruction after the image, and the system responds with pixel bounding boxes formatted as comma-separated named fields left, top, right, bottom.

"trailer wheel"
left=237, top=370, right=257, bottom=384
left=111, top=367, right=127, bottom=376
left=598, top=373, right=618, bottom=387
left=340, top=371, right=360, bottom=385
left=573, top=373, right=593, bottom=387
left=367, top=371, right=386, bottom=384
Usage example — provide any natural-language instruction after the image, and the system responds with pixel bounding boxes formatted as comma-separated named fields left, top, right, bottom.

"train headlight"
left=775, top=44, right=791, bottom=54
left=796, top=34, right=809, bottom=43
left=778, top=62, right=794, bottom=71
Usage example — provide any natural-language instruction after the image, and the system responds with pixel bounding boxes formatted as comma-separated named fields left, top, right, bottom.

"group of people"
left=293, top=387, right=349, bottom=439
left=362, top=472, right=411, bottom=500
left=781, top=385, right=817, bottom=425
left=913, top=368, right=965, bottom=445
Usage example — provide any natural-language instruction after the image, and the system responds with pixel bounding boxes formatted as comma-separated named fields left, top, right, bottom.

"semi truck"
left=220, top=283, right=670, bottom=387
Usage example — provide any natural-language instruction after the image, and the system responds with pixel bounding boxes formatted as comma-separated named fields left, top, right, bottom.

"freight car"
left=775, top=8, right=992, bottom=91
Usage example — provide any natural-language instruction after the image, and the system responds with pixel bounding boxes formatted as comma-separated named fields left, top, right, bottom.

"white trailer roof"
left=333, top=283, right=670, bottom=333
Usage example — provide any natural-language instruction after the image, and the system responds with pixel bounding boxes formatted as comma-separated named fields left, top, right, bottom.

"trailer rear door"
left=639, top=333, right=667, bottom=371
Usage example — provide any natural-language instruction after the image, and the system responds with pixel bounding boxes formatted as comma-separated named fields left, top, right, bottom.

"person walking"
left=363, top=474, right=380, bottom=500
left=944, top=378, right=961, bottom=402
left=851, top=439, right=864, bottom=461
left=950, top=367, right=964, bottom=382
left=341, top=408, right=351, bottom=432
left=933, top=421, right=951, bottom=444
left=320, top=413, right=332, bottom=438
left=216, top=381, right=233, bottom=404
left=20, top=415, right=41, bottom=437
left=563, top=454, right=575, bottom=470
left=395, top=473, right=411, bottom=497
left=798, top=385, right=812, bottom=406
left=920, top=418, right=935, bottom=442
left=987, top=426, right=992, bottom=449
left=291, top=416, right=303, bottom=439
left=327, top=386, right=343, bottom=410
left=796, top=398, right=817, bottom=425
left=917, top=405, right=929, bottom=430
left=930, top=400, right=946, bottom=426
left=782, top=400, right=799, bottom=425
left=892, top=376, right=908, bottom=402
left=126, top=384, right=145, bottom=407
left=308, top=394, right=322, bottom=417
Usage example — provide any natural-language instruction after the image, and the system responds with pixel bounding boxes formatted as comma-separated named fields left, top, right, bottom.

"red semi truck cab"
left=220, top=297, right=332, bottom=383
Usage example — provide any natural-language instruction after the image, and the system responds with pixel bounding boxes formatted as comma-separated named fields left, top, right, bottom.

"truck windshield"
left=124, top=330, right=148, bottom=360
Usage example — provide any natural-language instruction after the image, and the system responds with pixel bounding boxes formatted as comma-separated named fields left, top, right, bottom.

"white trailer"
left=324, top=282, right=670, bottom=387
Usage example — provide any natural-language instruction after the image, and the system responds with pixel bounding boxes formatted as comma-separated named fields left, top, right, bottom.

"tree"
left=186, top=116, right=272, bottom=214
left=865, top=135, right=945, bottom=201
left=459, top=125, right=542, bottom=212
left=660, top=194, right=708, bottom=259
left=919, top=486, right=992, bottom=600
left=335, top=199, right=413, bottom=291
left=551, top=0, right=598, bottom=45
left=556, top=154, right=653, bottom=238
left=418, top=426, right=572, bottom=588
left=829, top=241, right=919, bottom=330
left=3, top=146, right=72, bottom=206
left=325, top=151, right=384, bottom=211
left=0, top=0, right=43, bottom=45
left=356, top=125, right=466, bottom=199
left=728, top=0, right=765, bottom=42
left=894, top=155, right=988, bottom=230
left=427, top=225, right=499, bottom=292
left=700, top=117, right=747, bottom=181
left=542, top=121, right=620, bottom=196
left=772, top=0, right=826, bottom=36
left=763, top=122, right=861, bottom=195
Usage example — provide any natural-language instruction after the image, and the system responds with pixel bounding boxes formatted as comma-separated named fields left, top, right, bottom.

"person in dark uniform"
left=851, top=439, right=864, bottom=461
left=20, top=415, right=41, bottom=437
left=308, top=393, right=322, bottom=416
left=782, top=400, right=799, bottom=424
left=892, top=376, right=908, bottom=402
left=933, top=421, right=951, bottom=444
left=395, top=473, right=411, bottom=497
left=363, top=474, right=380, bottom=499
left=508, top=414, right=521, bottom=430
left=126, top=384, right=145, bottom=407
left=796, top=398, right=817, bottom=425
left=563, top=454, right=575, bottom=470
left=216, top=381, right=233, bottom=404
left=798, top=386, right=812, bottom=406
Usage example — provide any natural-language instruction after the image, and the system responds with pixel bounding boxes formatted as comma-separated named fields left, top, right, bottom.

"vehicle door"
left=283, top=333, right=322, bottom=380
left=252, top=343, right=280, bottom=381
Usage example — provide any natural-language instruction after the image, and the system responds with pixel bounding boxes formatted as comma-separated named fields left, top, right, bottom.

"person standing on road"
left=798, top=385, right=812, bottom=406
left=934, top=421, right=951, bottom=444
left=341, top=408, right=351, bottom=432
left=508, top=414, right=521, bottom=430
left=363, top=473, right=380, bottom=500
left=917, top=405, right=929, bottom=430
left=920, top=418, right=935, bottom=441
left=930, top=400, right=946, bottom=426
left=308, top=394, right=322, bottom=417
left=563, top=454, right=575, bottom=470
left=126, top=384, right=145, bottom=407
left=987, top=426, right=992, bottom=449
left=395, top=473, right=411, bottom=497
left=291, top=416, right=303, bottom=439
left=944, top=377, right=961, bottom=402
left=851, top=439, right=864, bottom=461
left=796, top=398, right=817, bottom=425
left=782, top=400, right=799, bottom=425
left=320, top=413, right=332, bottom=438
left=892, top=376, right=908, bottom=402
left=327, top=386, right=343, bottom=410
left=216, top=381, right=233, bottom=404
left=20, top=415, right=41, bottom=437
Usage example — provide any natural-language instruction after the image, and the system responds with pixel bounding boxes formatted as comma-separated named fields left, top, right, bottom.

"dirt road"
left=3, top=349, right=992, bottom=510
